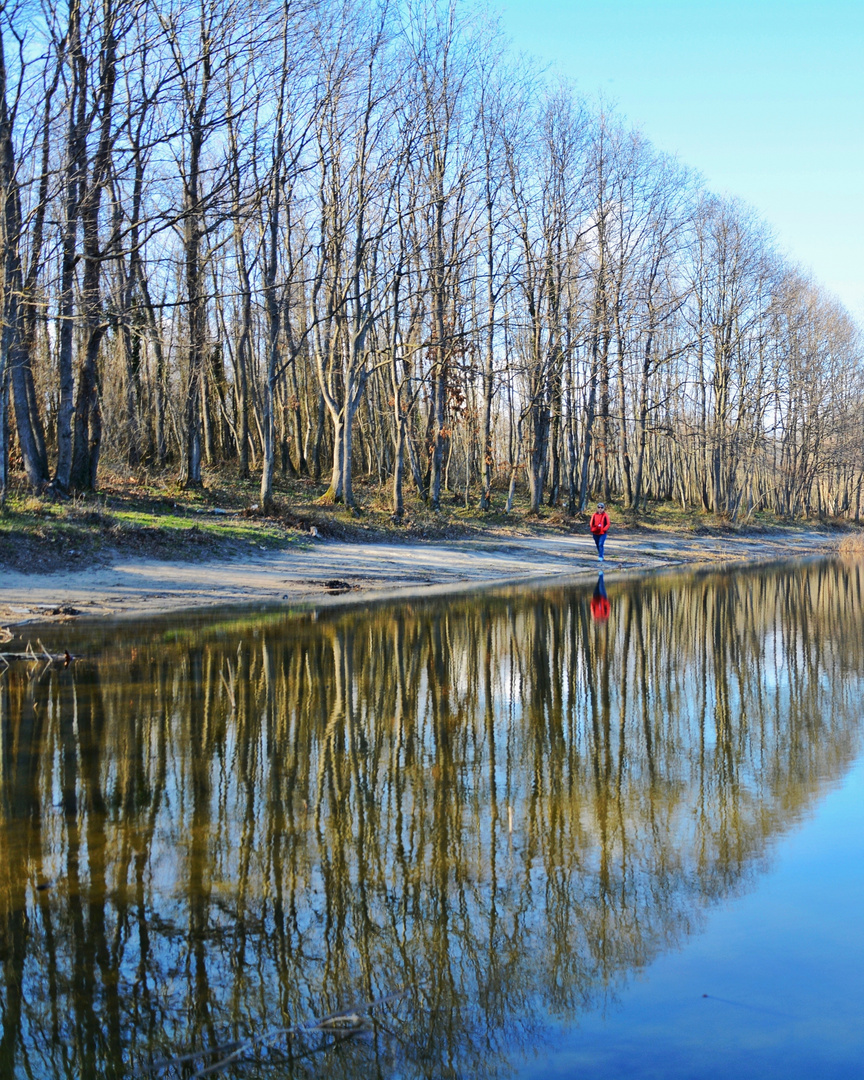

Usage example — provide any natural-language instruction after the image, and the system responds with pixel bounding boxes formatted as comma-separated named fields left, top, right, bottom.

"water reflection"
left=1, top=560, right=863, bottom=1078
left=590, top=573, right=610, bottom=621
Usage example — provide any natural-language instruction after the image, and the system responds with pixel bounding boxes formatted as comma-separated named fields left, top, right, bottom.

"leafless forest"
left=1, top=0, right=861, bottom=518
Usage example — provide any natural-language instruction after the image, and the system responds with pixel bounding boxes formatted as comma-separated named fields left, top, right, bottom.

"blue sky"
left=494, top=0, right=864, bottom=318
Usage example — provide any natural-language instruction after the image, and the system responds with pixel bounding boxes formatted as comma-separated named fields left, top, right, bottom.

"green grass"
left=0, top=469, right=310, bottom=572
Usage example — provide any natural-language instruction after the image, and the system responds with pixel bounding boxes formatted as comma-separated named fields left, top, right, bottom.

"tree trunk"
left=259, top=295, right=280, bottom=510
left=0, top=25, right=55, bottom=489
left=527, top=395, right=550, bottom=513
left=179, top=181, right=205, bottom=489
left=54, top=0, right=87, bottom=492
left=0, top=362, right=7, bottom=505
left=69, top=7, right=115, bottom=494
left=392, top=410, right=406, bottom=518
left=69, top=330, right=104, bottom=490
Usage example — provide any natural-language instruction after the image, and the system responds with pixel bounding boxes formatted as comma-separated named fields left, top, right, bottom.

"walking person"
left=589, top=502, right=610, bottom=561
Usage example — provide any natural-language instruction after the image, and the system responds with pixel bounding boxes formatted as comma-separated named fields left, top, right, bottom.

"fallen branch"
left=137, top=987, right=409, bottom=1078
left=0, top=650, right=76, bottom=666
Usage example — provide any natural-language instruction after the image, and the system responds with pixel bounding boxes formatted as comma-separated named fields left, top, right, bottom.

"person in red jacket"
left=589, top=502, right=610, bottom=561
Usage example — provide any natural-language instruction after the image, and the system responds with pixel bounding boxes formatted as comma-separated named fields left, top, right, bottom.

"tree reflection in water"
left=1, top=559, right=863, bottom=1078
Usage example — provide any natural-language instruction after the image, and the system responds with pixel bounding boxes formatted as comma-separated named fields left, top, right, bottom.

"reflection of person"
left=590, top=573, right=610, bottom=621
left=589, top=502, right=610, bottom=561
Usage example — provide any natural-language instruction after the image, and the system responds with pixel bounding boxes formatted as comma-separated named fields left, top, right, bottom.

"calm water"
left=1, top=559, right=863, bottom=1079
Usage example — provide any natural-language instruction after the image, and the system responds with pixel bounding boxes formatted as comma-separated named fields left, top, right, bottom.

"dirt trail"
left=0, top=527, right=835, bottom=626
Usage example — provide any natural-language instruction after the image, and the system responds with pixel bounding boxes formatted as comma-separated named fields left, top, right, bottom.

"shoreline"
left=0, top=525, right=841, bottom=630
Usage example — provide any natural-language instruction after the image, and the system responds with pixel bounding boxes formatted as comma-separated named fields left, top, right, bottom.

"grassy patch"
left=0, top=469, right=309, bottom=573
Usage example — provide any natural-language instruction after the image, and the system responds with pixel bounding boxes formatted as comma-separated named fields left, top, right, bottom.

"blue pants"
left=593, top=533, right=606, bottom=558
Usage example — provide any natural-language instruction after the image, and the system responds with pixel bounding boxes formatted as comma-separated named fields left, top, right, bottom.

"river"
left=1, top=558, right=862, bottom=1078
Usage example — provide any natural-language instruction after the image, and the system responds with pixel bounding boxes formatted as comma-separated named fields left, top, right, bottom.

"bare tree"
left=400, top=0, right=482, bottom=510
left=159, top=0, right=243, bottom=487
left=308, top=0, right=404, bottom=507
left=0, top=4, right=56, bottom=493
left=257, top=0, right=318, bottom=511
left=507, top=88, right=589, bottom=513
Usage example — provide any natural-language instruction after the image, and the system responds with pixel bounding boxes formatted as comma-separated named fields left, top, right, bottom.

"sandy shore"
left=0, top=525, right=838, bottom=628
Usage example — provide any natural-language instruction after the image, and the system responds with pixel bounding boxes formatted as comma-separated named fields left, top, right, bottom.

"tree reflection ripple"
left=1, top=560, right=863, bottom=1078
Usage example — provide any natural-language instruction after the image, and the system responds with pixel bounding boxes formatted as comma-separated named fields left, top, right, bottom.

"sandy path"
left=0, top=525, right=836, bottom=627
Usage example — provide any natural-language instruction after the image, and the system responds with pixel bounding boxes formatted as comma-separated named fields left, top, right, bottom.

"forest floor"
left=1, top=467, right=861, bottom=628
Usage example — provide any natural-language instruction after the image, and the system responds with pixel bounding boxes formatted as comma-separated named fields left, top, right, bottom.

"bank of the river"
left=0, top=524, right=847, bottom=628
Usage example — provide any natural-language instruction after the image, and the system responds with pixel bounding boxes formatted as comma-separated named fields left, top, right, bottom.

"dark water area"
left=1, top=559, right=864, bottom=1078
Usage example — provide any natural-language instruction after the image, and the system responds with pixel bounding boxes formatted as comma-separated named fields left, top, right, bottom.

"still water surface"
left=1, top=559, right=863, bottom=1078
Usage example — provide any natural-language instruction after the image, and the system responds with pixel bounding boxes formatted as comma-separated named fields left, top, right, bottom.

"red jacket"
left=589, top=511, right=609, bottom=535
